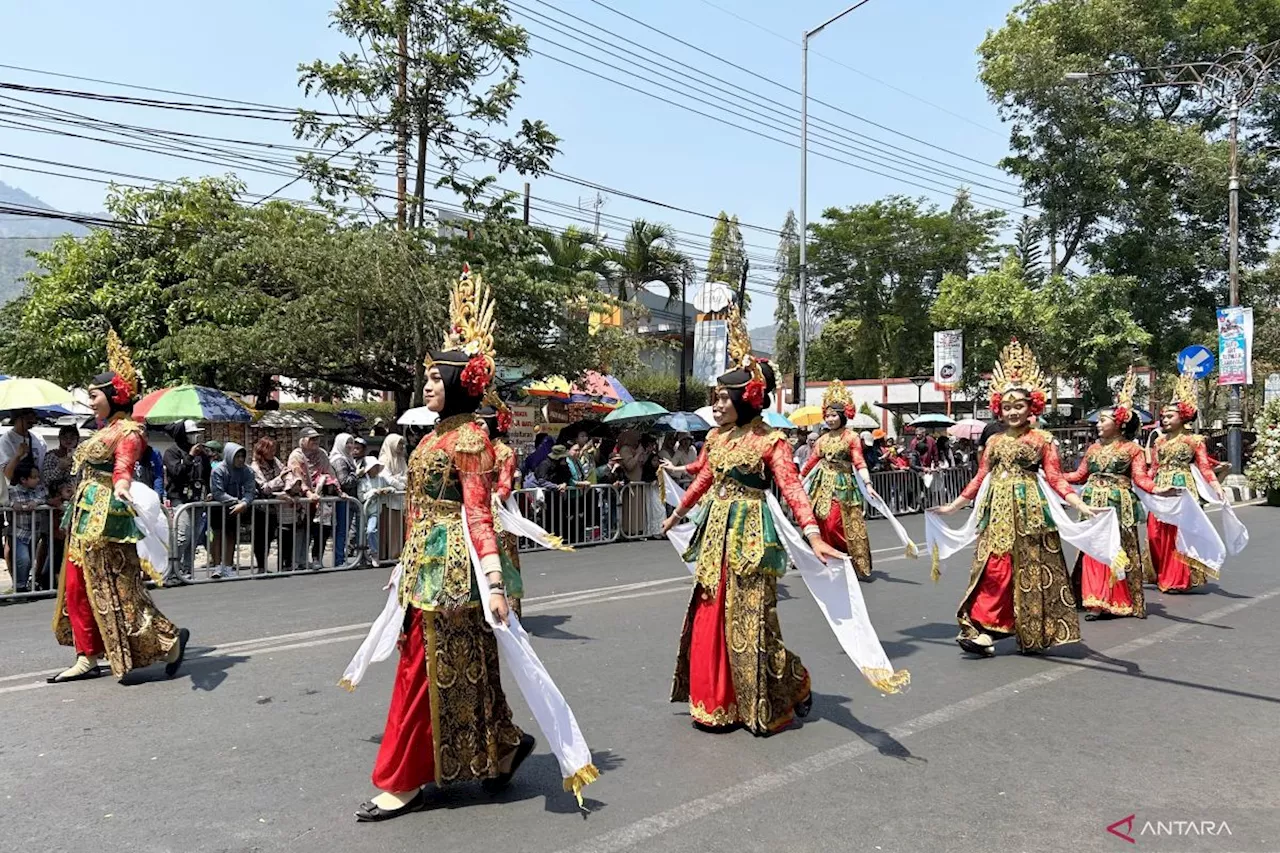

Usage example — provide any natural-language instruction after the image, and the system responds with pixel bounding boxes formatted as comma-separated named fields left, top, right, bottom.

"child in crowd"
left=8, top=461, right=46, bottom=593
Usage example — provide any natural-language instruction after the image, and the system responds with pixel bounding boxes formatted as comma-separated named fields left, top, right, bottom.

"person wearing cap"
left=356, top=454, right=395, bottom=560
left=0, top=409, right=48, bottom=510
left=162, top=419, right=213, bottom=584
left=286, top=428, right=334, bottom=570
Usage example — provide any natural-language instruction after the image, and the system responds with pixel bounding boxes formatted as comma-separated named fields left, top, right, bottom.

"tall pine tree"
left=773, top=210, right=800, bottom=381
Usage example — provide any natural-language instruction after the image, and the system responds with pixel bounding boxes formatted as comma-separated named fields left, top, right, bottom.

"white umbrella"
left=397, top=406, right=439, bottom=426
left=0, top=377, right=74, bottom=411
left=694, top=405, right=715, bottom=425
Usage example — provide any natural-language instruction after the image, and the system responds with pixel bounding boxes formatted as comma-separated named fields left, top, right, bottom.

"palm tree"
left=604, top=219, right=688, bottom=303
left=533, top=225, right=610, bottom=287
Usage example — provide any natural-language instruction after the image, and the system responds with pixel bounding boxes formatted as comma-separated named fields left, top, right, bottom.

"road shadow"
left=810, top=691, right=926, bottom=766
left=1144, top=602, right=1236, bottom=630
left=121, top=646, right=248, bottom=692
left=520, top=613, right=591, bottom=641
left=1048, top=650, right=1280, bottom=706
left=879, top=621, right=958, bottom=660
left=428, top=749, right=622, bottom=818
left=866, top=569, right=922, bottom=586
left=1206, top=585, right=1253, bottom=600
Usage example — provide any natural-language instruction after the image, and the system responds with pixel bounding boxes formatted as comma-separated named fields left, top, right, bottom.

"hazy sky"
left=0, top=0, right=1020, bottom=327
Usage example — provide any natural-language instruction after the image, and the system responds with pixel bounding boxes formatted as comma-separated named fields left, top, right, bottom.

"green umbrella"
left=601, top=400, right=668, bottom=424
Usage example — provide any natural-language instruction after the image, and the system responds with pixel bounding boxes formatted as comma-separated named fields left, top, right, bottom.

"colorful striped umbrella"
left=132, top=385, right=254, bottom=423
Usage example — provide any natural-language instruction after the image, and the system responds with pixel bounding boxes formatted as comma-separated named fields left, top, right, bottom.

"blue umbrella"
left=763, top=410, right=796, bottom=429
left=655, top=411, right=712, bottom=432
left=1085, top=407, right=1155, bottom=425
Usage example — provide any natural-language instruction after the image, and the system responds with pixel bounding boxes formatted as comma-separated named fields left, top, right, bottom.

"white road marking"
left=551, top=585, right=1280, bottom=853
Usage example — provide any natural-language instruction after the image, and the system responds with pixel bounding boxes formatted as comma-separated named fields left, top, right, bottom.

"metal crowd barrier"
left=0, top=504, right=63, bottom=600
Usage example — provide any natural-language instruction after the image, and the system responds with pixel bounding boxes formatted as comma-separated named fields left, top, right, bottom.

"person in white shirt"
left=0, top=409, right=49, bottom=509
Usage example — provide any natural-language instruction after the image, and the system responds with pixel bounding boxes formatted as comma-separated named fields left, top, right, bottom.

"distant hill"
left=0, top=181, right=92, bottom=303
left=749, top=325, right=775, bottom=358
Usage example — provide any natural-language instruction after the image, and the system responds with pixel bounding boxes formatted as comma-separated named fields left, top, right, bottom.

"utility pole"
left=1226, top=94, right=1243, bottom=474
left=799, top=3, right=871, bottom=407
left=522, top=182, right=531, bottom=226
left=679, top=265, right=689, bottom=412
left=394, top=2, right=408, bottom=230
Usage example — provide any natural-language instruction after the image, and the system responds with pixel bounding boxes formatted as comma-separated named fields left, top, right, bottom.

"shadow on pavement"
left=1144, top=601, right=1237, bottom=629
left=867, top=569, right=922, bottom=586
left=520, top=613, right=591, bottom=641
left=879, top=621, right=958, bottom=660
left=810, top=692, right=926, bottom=766
left=122, top=646, right=249, bottom=692
left=1050, top=647, right=1280, bottom=705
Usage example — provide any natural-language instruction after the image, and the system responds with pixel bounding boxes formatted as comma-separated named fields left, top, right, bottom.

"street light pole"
left=1226, top=95, right=1244, bottom=474
left=799, top=2, right=871, bottom=409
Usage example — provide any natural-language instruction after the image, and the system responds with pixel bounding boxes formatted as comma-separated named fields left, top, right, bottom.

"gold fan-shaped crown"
left=432, top=264, right=497, bottom=373
left=722, top=301, right=764, bottom=388
left=990, top=338, right=1045, bottom=397
left=823, top=382, right=854, bottom=412
left=106, top=329, right=139, bottom=398
left=481, top=386, right=510, bottom=417
left=1170, top=369, right=1197, bottom=411
left=1114, top=367, right=1137, bottom=412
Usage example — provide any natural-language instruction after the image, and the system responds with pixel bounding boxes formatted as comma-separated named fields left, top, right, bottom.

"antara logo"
left=1107, top=814, right=1233, bottom=844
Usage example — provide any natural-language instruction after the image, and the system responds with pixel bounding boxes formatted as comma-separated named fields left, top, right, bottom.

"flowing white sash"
left=1134, top=488, right=1226, bottom=572
left=462, top=509, right=598, bottom=805
left=339, top=565, right=404, bottom=691
left=129, top=482, right=170, bottom=586
left=662, top=488, right=909, bottom=694
left=1190, top=468, right=1249, bottom=556
left=661, top=469, right=686, bottom=508
left=497, top=495, right=573, bottom=552
left=925, top=473, right=1125, bottom=580
left=801, top=469, right=919, bottom=558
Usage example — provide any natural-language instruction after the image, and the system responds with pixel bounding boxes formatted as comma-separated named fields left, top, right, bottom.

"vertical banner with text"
left=933, top=329, right=962, bottom=390
left=1217, top=307, right=1253, bottom=386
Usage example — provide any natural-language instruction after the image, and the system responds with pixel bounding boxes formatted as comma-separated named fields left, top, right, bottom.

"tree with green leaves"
left=808, top=193, right=1004, bottom=378
left=295, top=0, right=558, bottom=223
left=603, top=219, right=689, bottom=303
left=772, top=210, right=800, bottom=382
left=979, top=0, right=1280, bottom=367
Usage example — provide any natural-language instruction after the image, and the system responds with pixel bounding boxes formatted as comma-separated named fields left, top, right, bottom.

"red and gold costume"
left=670, top=419, right=820, bottom=734
left=1065, top=439, right=1155, bottom=617
left=800, top=396, right=873, bottom=578
left=52, top=413, right=179, bottom=677
left=492, top=437, right=523, bottom=617
left=1148, top=432, right=1218, bottom=592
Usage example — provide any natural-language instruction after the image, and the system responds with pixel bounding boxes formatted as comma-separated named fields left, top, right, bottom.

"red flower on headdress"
left=459, top=354, right=492, bottom=397
left=109, top=374, right=132, bottom=406
left=1112, top=405, right=1131, bottom=427
left=743, top=378, right=765, bottom=408
left=1176, top=401, right=1197, bottom=422
left=988, top=391, right=1003, bottom=414
left=844, top=404, right=855, bottom=419
left=1028, top=390, right=1047, bottom=416
left=496, top=408, right=513, bottom=433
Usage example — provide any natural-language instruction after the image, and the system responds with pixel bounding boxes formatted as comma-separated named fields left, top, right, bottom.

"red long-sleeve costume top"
left=493, top=440, right=518, bottom=503
left=1149, top=432, right=1217, bottom=496
left=960, top=429, right=1073, bottom=501
left=798, top=428, right=869, bottom=478
left=1064, top=439, right=1157, bottom=529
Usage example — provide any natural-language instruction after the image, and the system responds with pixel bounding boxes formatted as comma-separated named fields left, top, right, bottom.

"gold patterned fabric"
left=423, top=604, right=525, bottom=785
left=840, top=502, right=873, bottom=578
left=1073, top=527, right=1146, bottom=617
left=671, top=573, right=810, bottom=734
left=1153, top=435, right=1201, bottom=496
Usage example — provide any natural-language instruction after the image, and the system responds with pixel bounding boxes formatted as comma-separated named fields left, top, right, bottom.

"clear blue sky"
left=0, top=0, right=1020, bottom=327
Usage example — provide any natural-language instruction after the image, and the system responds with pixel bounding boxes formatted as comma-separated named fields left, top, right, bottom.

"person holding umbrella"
left=48, top=331, right=189, bottom=684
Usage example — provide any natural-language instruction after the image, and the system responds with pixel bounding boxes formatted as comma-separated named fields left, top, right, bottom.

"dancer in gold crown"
left=49, top=330, right=190, bottom=684
left=935, top=340, right=1102, bottom=656
left=1147, top=370, right=1224, bottom=592
left=800, top=381, right=877, bottom=579
left=661, top=304, right=908, bottom=736
left=1065, top=369, right=1171, bottom=619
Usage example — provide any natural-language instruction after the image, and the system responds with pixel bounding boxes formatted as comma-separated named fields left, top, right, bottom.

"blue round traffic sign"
left=1177, top=345, right=1215, bottom=379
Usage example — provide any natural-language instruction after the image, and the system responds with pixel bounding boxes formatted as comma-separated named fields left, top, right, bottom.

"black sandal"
left=482, top=734, right=536, bottom=794
left=795, top=692, right=814, bottom=719
left=165, top=628, right=190, bottom=679
left=46, top=664, right=103, bottom=684
left=355, top=788, right=428, bottom=822
left=957, top=637, right=995, bottom=657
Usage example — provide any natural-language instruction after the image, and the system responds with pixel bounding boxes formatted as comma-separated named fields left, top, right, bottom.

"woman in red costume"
left=937, top=340, right=1097, bottom=657
left=356, top=269, right=531, bottom=822
left=478, top=393, right=525, bottom=617
left=48, top=331, right=189, bottom=684
left=799, top=381, right=877, bottom=579
left=1064, top=370, right=1170, bottom=619
left=1147, top=371, right=1224, bottom=593
left=660, top=307, right=843, bottom=735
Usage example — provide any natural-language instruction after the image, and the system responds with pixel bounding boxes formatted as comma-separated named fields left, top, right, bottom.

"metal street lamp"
left=1065, top=40, right=1280, bottom=480
left=910, top=375, right=930, bottom=415
left=799, top=1, right=873, bottom=404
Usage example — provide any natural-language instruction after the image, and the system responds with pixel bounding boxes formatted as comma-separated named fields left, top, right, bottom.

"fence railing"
left=2, top=466, right=977, bottom=601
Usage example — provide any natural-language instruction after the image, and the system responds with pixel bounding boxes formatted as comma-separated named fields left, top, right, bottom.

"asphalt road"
left=2, top=507, right=1278, bottom=853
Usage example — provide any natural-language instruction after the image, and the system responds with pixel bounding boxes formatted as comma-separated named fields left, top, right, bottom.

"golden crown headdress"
left=90, top=328, right=140, bottom=405
left=989, top=338, right=1046, bottom=413
left=722, top=301, right=764, bottom=390
left=1110, top=367, right=1137, bottom=426
left=1170, top=368, right=1198, bottom=414
left=430, top=264, right=497, bottom=393
left=822, top=382, right=854, bottom=414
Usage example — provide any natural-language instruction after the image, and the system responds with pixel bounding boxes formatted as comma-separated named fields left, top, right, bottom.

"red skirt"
left=687, top=575, right=739, bottom=727
left=1147, top=515, right=1207, bottom=592
left=371, top=609, right=435, bottom=792
left=1078, top=555, right=1139, bottom=615
left=63, top=558, right=105, bottom=657
left=967, top=553, right=1015, bottom=635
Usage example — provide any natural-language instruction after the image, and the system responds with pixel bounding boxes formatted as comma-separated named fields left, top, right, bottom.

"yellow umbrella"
left=790, top=405, right=825, bottom=427
left=0, top=377, right=74, bottom=411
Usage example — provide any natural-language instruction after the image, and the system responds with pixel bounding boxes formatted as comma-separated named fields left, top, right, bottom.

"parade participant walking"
left=48, top=331, right=189, bottom=684
left=345, top=267, right=595, bottom=821
left=1148, top=372, right=1228, bottom=592
left=799, top=381, right=915, bottom=580
left=661, top=305, right=908, bottom=735
left=1064, top=371, right=1169, bottom=619
left=932, top=340, right=1120, bottom=657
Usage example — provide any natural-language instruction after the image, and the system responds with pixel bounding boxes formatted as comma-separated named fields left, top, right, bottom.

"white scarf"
left=130, top=482, right=170, bottom=586
left=925, top=472, right=1124, bottom=580
left=1132, top=488, right=1226, bottom=572
left=663, top=481, right=909, bottom=694
left=1190, top=467, right=1249, bottom=557
left=496, top=495, right=573, bottom=552
left=801, top=469, right=920, bottom=558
